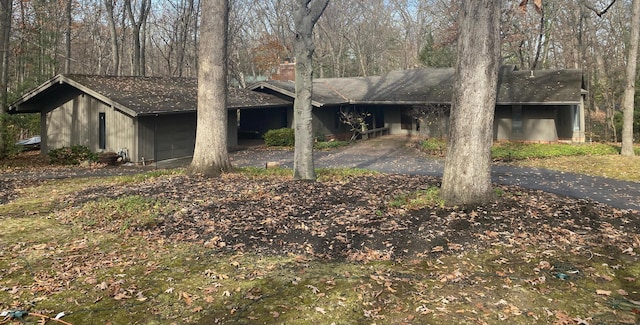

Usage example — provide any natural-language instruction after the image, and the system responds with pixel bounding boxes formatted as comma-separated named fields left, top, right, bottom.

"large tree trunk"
left=188, top=0, right=232, bottom=177
left=621, top=0, right=639, bottom=156
left=292, top=0, right=329, bottom=181
left=441, top=0, right=501, bottom=205
left=0, top=0, right=11, bottom=158
left=104, top=0, right=120, bottom=75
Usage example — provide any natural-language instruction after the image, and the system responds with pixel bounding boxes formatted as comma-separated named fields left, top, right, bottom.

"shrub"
left=48, top=145, right=97, bottom=165
left=264, top=128, right=295, bottom=146
left=420, top=138, right=447, bottom=156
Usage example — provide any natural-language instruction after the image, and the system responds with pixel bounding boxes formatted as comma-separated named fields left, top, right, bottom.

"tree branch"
left=581, top=0, right=617, bottom=17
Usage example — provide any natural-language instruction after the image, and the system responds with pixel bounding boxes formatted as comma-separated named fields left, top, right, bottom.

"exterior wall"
left=384, top=106, right=429, bottom=136
left=523, top=107, right=558, bottom=141
left=557, top=100, right=586, bottom=142
left=494, top=105, right=559, bottom=142
left=313, top=106, right=350, bottom=140
left=238, top=107, right=290, bottom=136
left=385, top=108, right=406, bottom=135
left=44, top=94, right=136, bottom=157
left=137, top=112, right=237, bottom=163
left=494, top=106, right=512, bottom=140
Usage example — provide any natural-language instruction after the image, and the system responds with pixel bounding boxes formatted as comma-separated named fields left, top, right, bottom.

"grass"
left=420, top=139, right=640, bottom=182
left=389, top=187, right=445, bottom=209
left=1, top=170, right=639, bottom=324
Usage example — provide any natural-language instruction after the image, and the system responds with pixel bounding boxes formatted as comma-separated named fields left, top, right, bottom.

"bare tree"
left=125, top=0, right=152, bottom=76
left=104, top=0, right=120, bottom=75
left=441, top=0, right=502, bottom=205
left=188, top=0, right=232, bottom=176
left=621, top=0, right=639, bottom=156
left=65, top=0, right=72, bottom=74
left=0, top=0, right=11, bottom=158
left=292, top=0, right=329, bottom=181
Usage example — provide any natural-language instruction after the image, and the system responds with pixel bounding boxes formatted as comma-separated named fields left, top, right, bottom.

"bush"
left=264, top=128, right=295, bottom=147
left=48, top=145, right=97, bottom=165
left=420, top=138, right=447, bottom=156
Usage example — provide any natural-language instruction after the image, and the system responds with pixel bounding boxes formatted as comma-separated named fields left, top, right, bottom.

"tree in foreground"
left=292, top=0, right=329, bottom=180
left=187, top=0, right=232, bottom=176
left=620, top=0, right=639, bottom=156
left=440, top=0, right=502, bottom=205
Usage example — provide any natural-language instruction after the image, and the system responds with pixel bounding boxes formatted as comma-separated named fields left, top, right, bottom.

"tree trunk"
left=621, top=0, right=639, bottom=156
left=65, top=0, right=72, bottom=74
left=125, top=0, right=151, bottom=76
left=188, top=0, right=232, bottom=177
left=292, top=0, right=329, bottom=181
left=441, top=0, right=501, bottom=205
left=104, top=0, right=119, bottom=75
left=0, top=0, right=11, bottom=158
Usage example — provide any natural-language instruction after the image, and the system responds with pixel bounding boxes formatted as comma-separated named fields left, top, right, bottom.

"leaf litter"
left=1, top=169, right=639, bottom=324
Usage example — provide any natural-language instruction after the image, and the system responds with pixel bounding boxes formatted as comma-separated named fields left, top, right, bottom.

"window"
left=99, top=112, right=106, bottom=149
left=512, top=105, right=522, bottom=135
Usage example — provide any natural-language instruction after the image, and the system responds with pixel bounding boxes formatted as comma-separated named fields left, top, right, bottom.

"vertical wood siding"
left=44, top=94, right=136, bottom=156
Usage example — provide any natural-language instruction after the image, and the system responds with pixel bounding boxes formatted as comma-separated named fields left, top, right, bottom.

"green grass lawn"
left=421, top=139, right=640, bottom=182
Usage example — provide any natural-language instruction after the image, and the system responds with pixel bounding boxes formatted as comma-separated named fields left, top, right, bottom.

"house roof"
left=249, top=67, right=585, bottom=107
left=9, top=74, right=292, bottom=117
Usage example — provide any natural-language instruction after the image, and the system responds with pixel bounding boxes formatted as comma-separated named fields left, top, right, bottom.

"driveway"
left=230, top=135, right=639, bottom=211
left=3, top=136, right=637, bottom=211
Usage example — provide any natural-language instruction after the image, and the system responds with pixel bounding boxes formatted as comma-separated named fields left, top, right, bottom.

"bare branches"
left=581, top=0, right=618, bottom=17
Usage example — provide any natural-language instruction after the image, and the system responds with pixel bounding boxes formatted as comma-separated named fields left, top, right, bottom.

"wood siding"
left=44, top=94, right=136, bottom=157
left=154, top=114, right=197, bottom=161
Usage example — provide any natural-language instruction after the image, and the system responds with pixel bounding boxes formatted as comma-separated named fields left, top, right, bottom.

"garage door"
left=155, top=114, right=196, bottom=161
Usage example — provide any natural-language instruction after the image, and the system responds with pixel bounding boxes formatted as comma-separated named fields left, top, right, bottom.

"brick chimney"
left=271, top=58, right=296, bottom=81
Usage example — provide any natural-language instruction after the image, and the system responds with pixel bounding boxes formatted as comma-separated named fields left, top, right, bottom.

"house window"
left=512, top=105, right=522, bottom=135
left=401, top=110, right=413, bottom=130
left=99, top=112, right=106, bottom=149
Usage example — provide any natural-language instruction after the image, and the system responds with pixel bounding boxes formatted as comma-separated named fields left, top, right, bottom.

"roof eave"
left=8, top=74, right=139, bottom=118
left=249, top=81, right=324, bottom=107
left=60, top=75, right=139, bottom=117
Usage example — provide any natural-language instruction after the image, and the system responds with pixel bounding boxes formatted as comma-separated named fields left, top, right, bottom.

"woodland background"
left=1, top=0, right=639, bottom=147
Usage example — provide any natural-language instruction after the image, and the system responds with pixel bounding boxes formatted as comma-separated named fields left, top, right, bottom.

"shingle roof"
left=249, top=67, right=585, bottom=106
left=9, top=74, right=292, bottom=116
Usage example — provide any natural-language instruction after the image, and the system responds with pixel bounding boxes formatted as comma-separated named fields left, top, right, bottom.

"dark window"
left=99, top=112, right=106, bottom=149
left=512, top=106, right=522, bottom=135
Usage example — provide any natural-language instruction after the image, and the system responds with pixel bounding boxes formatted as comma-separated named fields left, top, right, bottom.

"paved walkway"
left=230, top=136, right=639, bottom=211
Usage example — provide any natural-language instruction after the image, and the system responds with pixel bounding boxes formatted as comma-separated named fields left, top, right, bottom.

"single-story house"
left=8, top=74, right=291, bottom=163
left=9, top=66, right=586, bottom=164
left=249, top=66, right=587, bottom=142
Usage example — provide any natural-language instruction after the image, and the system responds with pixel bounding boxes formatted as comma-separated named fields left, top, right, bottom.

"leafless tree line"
left=0, top=1, right=637, bottom=121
